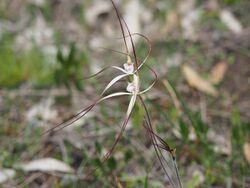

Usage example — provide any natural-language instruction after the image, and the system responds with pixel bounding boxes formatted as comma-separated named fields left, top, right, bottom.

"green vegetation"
left=0, top=0, right=249, bottom=187
left=0, top=37, right=54, bottom=87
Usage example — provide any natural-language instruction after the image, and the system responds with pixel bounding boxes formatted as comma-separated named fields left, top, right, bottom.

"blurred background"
left=0, top=0, right=249, bottom=187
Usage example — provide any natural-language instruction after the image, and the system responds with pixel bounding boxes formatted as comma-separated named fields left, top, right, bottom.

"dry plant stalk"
left=42, top=1, right=183, bottom=187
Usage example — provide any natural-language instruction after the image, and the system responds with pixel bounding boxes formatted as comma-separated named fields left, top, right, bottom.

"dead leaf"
left=220, top=9, right=243, bottom=35
left=18, top=158, right=73, bottom=173
left=209, top=62, right=228, bottom=84
left=164, top=10, right=179, bottom=33
left=0, top=169, right=16, bottom=184
left=243, top=143, right=250, bottom=164
left=182, top=65, right=218, bottom=96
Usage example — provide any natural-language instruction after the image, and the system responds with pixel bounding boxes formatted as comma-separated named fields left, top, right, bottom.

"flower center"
left=126, top=82, right=136, bottom=93
left=123, top=63, right=134, bottom=74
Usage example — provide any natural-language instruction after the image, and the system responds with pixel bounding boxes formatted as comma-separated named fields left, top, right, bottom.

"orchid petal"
left=137, top=52, right=149, bottom=71
left=114, top=33, right=151, bottom=73
left=139, top=65, right=157, bottom=95
left=100, top=93, right=135, bottom=162
left=139, top=82, right=155, bottom=95
left=43, top=91, right=132, bottom=135
left=126, top=94, right=137, bottom=117
left=99, top=92, right=131, bottom=102
left=133, top=74, right=140, bottom=93
left=84, top=65, right=130, bottom=81
left=83, top=66, right=111, bottom=80
left=101, top=73, right=129, bottom=96
left=111, top=66, right=129, bottom=74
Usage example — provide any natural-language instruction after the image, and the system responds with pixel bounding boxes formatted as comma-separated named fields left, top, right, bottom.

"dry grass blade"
left=162, top=79, right=182, bottom=116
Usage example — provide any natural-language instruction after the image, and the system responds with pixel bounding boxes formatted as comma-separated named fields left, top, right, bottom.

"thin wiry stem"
left=82, top=66, right=112, bottom=80
left=139, top=95, right=176, bottom=187
left=111, top=0, right=139, bottom=70
left=42, top=89, right=132, bottom=136
left=143, top=124, right=173, bottom=154
left=112, top=32, right=152, bottom=70
left=173, top=160, right=183, bottom=188
left=84, top=105, right=133, bottom=179
left=140, top=97, right=183, bottom=188
left=42, top=102, right=95, bottom=136
left=99, top=47, right=135, bottom=61
left=110, top=0, right=129, bottom=55
left=103, top=112, right=132, bottom=160
left=120, top=15, right=139, bottom=70
left=143, top=120, right=183, bottom=188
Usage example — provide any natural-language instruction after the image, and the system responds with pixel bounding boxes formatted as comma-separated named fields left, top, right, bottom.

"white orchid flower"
left=43, top=0, right=182, bottom=187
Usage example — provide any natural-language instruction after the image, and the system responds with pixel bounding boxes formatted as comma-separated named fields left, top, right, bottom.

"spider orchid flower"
left=42, top=36, right=156, bottom=154
left=42, top=0, right=182, bottom=187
